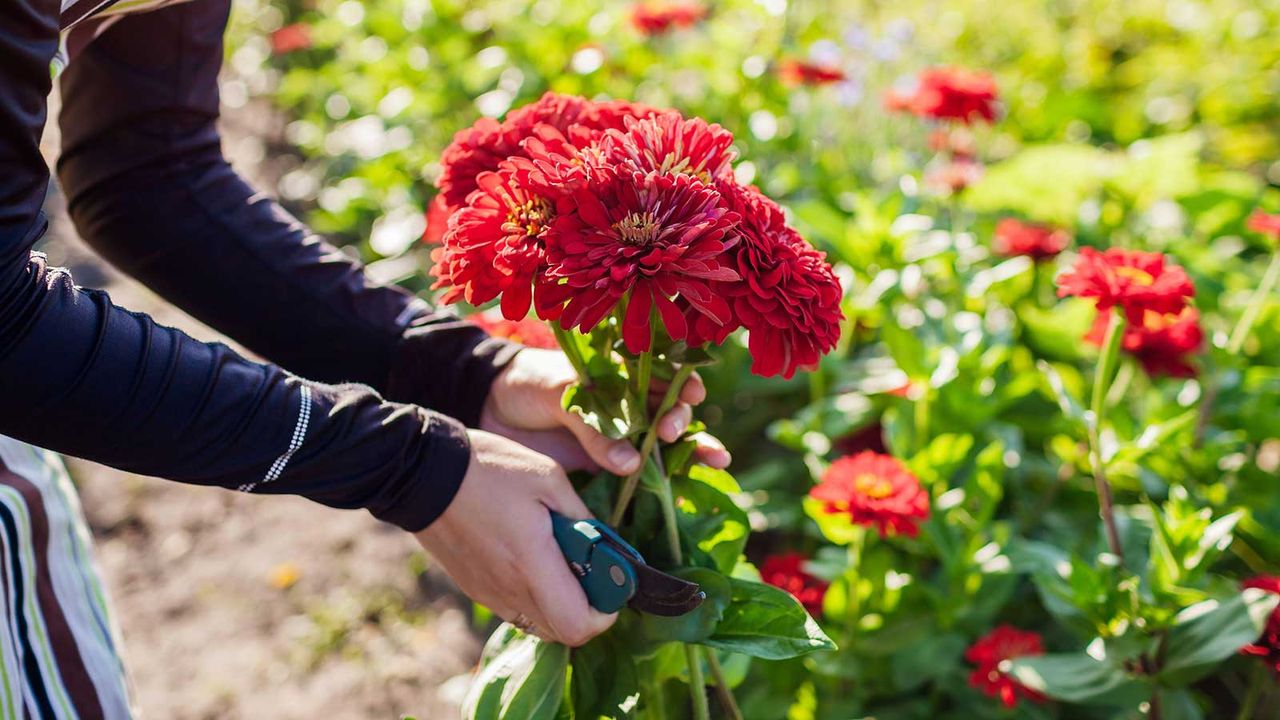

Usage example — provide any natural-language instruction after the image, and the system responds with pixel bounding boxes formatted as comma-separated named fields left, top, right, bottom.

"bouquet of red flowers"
left=431, top=93, right=842, bottom=720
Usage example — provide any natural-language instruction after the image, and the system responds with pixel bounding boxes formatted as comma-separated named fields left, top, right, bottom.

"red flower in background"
left=761, top=553, right=829, bottom=616
left=721, top=183, right=843, bottom=378
left=1085, top=308, right=1203, bottom=378
left=1056, top=248, right=1195, bottom=324
left=603, top=112, right=736, bottom=183
left=270, top=23, right=312, bottom=55
left=810, top=452, right=929, bottom=538
left=467, top=313, right=558, bottom=349
left=993, top=218, right=1070, bottom=261
left=778, top=59, right=847, bottom=87
left=1247, top=210, right=1280, bottom=240
left=966, top=626, right=1047, bottom=708
left=885, top=67, right=999, bottom=125
left=629, top=2, right=706, bottom=35
left=430, top=167, right=556, bottom=320
left=547, top=171, right=740, bottom=353
left=1241, top=576, right=1280, bottom=673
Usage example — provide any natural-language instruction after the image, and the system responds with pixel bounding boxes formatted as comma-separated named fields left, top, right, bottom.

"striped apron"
left=0, top=440, right=133, bottom=719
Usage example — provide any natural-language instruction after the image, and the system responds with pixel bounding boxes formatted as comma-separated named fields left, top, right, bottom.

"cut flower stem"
left=610, top=363, right=695, bottom=526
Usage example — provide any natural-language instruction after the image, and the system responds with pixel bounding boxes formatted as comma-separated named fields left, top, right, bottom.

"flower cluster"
left=1241, top=576, right=1280, bottom=674
left=809, top=451, right=930, bottom=538
left=1057, top=247, right=1195, bottom=325
left=965, top=626, right=1047, bottom=708
left=993, top=218, right=1070, bottom=261
left=885, top=67, right=1000, bottom=125
left=629, top=2, right=706, bottom=36
left=430, top=92, right=844, bottom=378
left=760, top=553, right=829, bottom=616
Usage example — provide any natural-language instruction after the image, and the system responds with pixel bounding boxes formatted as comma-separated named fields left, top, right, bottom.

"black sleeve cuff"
left=364, top=411, right=472, bottom=532
left=385, top=311, right=523, bottom=428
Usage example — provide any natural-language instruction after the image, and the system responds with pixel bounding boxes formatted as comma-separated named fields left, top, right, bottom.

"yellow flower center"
left=1114, top=266, right=1155, bottom=286
left=614, top=211, right=661, bottom=246
left=854, top=473, right=894, bottom=499
left=506, top=198, right=553, bottom=238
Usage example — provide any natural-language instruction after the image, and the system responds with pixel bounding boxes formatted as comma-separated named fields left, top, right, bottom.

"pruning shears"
left=552, top=512, right=706, bottom=617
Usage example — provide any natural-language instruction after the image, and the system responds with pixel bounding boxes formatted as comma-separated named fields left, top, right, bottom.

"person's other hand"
left=479, top=348, right=731, bottom=475
left=414, top=430, right=614, bottom=646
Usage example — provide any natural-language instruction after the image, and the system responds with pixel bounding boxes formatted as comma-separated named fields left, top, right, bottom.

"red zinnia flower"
left=1247, top=210, right=1280, bottom=240
left=629, top=2, right=706, bottom=36
left=720, top=183, right=843, bottom=378
left=965, top=626, right=1047, bottom=708
left=435, top=93, right=659, bottom=211
left=1241, top=576, right=1280, bottom=673
left=778, top=59, right=847, bottom=87
left=760, top=553, right=829, bottom=616
left=885, top=67, right=999, bottom=125
left=430, top=166, right=556, bottom=320
left=993, top=218, right=1070, bottom=261
left=467, top=313, right=558, bottom=349
left=1085, top=307, right=1203, bottom=378
left=1056, top=248, right=1195, bottom=325
left=602, top=112, right=736, bottom=184
left=546, top=171, right=741, bottom=352
left=809, top=452, right=929, bottom=538
left=270, top=23, right=312, bottom=55
left=422, top=195, right=451, bottom=245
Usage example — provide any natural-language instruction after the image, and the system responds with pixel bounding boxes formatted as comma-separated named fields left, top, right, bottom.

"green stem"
left=684, top=645, right=710, bottom=720
left=1237, top=662, right=1267, bottom=720
left=1089, top=310, right=1127, bottom=565
left=1228, top=251, right=1280, bottom=355
left=842, top=529, right=866, bottom=649
left=636, top=351, right=653, bottom=420
left=609, top=365, right=696, bottom=526
left=551, top=324, right=591, bottom=386
left=706, top=652, right=743, bottom=720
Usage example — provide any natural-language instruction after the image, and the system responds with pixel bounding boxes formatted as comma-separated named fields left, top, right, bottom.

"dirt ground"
left=35, top=92, right=484, bottom=720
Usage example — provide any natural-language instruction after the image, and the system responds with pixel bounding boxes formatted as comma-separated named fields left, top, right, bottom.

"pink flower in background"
left=992, top=218, right=1070, bottom=261
left=885, top=66, right=1000, bottom=124
left=778, top=59, right=847, bottom=87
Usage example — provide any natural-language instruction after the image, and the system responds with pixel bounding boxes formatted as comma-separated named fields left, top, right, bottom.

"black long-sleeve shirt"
left=0, top=0, right=517, bottom=531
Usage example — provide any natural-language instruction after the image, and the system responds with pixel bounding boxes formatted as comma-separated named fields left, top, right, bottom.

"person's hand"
left=414, top=429, right=615, bottom=646
left=479, top=348, right=731, bottom=475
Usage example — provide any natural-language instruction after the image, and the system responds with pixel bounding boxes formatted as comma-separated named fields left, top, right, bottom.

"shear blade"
left=629, top=562, right=706, bottom=616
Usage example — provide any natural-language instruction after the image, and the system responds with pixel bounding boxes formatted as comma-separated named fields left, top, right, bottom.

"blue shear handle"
left=550, top=513, right=638, bottom=614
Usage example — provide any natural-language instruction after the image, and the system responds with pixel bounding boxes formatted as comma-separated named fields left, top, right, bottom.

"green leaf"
left=1157, top=589, right=1280, bottom=685
left=673, top=467, right=749, bottom=574
left=804, top=496, right=863, bottom=546
left=889, top=632, right=966, bottom=692
left=561, top=383, right=638, bottom=440
left=1007, top=652, right=1148, bottom=706
left=463, top=629, right=569, bottom=720
left=702, top=578, right=836, bottom=660
left=570, top=632, right=639, bottom=720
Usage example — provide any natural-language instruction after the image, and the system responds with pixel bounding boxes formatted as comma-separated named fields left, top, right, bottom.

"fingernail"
left=609, top=443, right=641, bottom=473
left=670, top=417, right=687, bottom=436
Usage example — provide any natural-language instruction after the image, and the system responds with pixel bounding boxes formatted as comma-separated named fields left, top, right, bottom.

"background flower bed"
left=222, top=0, right=1280, bottom=717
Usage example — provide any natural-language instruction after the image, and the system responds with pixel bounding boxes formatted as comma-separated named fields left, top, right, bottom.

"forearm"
left=0, top=251, right=468, bottom=531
